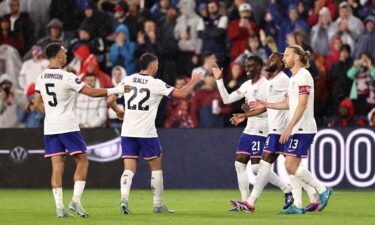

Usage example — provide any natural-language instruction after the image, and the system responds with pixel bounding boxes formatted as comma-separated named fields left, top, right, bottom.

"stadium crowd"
left=0, top=0, right=374, bottom=128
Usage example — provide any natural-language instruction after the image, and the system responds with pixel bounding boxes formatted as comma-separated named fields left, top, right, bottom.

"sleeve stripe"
left=167, top=88, right=175, bottom=98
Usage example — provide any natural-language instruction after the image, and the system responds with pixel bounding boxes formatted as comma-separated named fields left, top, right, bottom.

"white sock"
left=289, top=175, right=303, bottom=208
left=246, top=160, right=271, bottom=205
left=301, top=182, right=320, bottom=203
left=52, top=188, right=64, bottom=210
left=235, top=161, right=250, bottom=201
left=120, top=170, right=134, bottom=203
left=295, top=165, right=326, bottom=193
left=151, top=170, right=163, bottom=208
left=269, top=171, right=292, bottom=194
left=72, top=181, right=86, bottom=204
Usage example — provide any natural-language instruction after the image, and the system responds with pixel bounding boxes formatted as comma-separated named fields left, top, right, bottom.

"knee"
left=78, top=159, right=89, bottom=169
left=284, top=161, right=295, bottom=175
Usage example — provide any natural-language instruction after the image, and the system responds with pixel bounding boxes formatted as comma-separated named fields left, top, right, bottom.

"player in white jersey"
left=33, top=42, right=129, bottom=218
left=107, top=53, right=203, bottom=215
left=211, top=55, right=293, bottom=212
left=251, top=45, right=333, bottom=214
left=229, top=53, right=320, bottom=212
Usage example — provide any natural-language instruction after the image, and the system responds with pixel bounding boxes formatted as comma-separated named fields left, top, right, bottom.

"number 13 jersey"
left=35, top=68, right=85, bottom=135
left=119, top=74, right=175, bottom=138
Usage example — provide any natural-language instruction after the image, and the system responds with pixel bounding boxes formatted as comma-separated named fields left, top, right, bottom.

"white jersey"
left=119, top=73, right=174, bottom=137
left=288, top=68, right=317, bottom=134
left=35, top=68, right=85, bottom=135
left=266, top=72, right=289, bottom=134
left=216, top=76, right=268, bottom=137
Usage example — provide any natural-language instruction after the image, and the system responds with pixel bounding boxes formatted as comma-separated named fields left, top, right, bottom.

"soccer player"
left=33, top=42, right=129, bottom=218
left=107, top=53, right=203, bottom=215
left=250, top=45, right=333, bottom=214
left=229, top=53, right=320, bottom=212
left=211, top=55, right=293, bottom=211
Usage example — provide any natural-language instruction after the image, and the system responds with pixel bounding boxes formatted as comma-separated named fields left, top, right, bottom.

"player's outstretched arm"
left=250, top=98, right=289, bottom=110
left=172, top=72, right=203, bottom=98
left=212, top=63, right=244, bottom=104
left=107, top=95, right=124, bottom=120
left=80, top=85, right=132, bottom=97
left=32, top=93, right=45, bottom=113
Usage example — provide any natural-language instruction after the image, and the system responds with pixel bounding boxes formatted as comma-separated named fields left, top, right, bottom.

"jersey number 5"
left=127, top=87, right=150, bottom=111
left=45, top=83, right=58, bottom=107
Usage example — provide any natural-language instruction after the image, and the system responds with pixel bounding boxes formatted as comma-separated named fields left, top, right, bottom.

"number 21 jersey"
left=119, top=74, right=174, bottom=138
left=35, top=68, right=85, bottom=135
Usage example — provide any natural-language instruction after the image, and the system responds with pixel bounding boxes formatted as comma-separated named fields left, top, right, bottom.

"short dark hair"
left=246, top=55, right=263, bottom=67
left=339, top=44, right=351, bottom=55
left=202, top=51, right=215, bottom=60
left=44, top=42, right=63, bottom=59
left=139, top=53, right=158, bottom=70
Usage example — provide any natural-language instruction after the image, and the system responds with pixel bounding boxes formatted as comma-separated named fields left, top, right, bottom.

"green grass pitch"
left=1, top=189, right=374, bottom=225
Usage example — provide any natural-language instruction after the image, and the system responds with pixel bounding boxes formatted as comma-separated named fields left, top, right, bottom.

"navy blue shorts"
left=263, top=134, right=286, bottom=155
left=121, top=137, right=162, bottom=160
left=44, top=131, right=87, bottom=158
left=236, top=133, right=266, bottom=158
left=284, top=133, right=315, bottom=158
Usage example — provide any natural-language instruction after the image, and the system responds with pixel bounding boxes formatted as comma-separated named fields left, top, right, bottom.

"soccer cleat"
left=228, top=208, right=241, bottom=212
left=283, top=192, right=294, bottom=209
left=230, top=200, right=255, bottom=212
left=318, top=187, right=333, bottom=212
left=68, top=201, right=89, bottom=218
left=304, top=202, right=320, bottom=212
left=56, top=208, right=73, bottom=218
left=153, top=205, right=175, bottom=213
left=278, top=205, right=305, bottom=215
left=120, top=201, right=131, bottom=215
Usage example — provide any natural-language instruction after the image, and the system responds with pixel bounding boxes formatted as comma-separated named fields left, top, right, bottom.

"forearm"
left=265, top=100, right=289, bottom=110
left=242, top=108, right=267, bottom=118
left=216, top=79, right=242, bottom=104
left=175, top=80, right=199, bottom=98
left=286, top=104, right=306, bottom=130
left=108, top=99, right=122, bottom=113
left=35, top=102, right=45, bottom=113
left=81, top=85, right=124, bottom=97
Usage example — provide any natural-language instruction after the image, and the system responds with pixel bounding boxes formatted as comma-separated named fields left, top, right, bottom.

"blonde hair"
left=287, top=45, right=311, bottom=68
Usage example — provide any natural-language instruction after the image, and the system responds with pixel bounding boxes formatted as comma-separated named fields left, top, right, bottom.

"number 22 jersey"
left=118, top=74, right=175, bottom=138
left=35, top=68, right=85, bottom=135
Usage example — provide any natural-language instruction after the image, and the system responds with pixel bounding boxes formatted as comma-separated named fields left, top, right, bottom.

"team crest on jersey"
left=75, top=78, right=82, bottom=84
left=165, top=84, right=171, bottom=88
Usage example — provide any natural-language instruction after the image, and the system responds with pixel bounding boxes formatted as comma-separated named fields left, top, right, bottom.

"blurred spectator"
left=357, top=0, right=375, bottom=20
left=325, top=35, right=343, bottom=72
left=0, top=44, right=22, bottom=88
left=197, top=0, right=228, bottom=64
left=65, top=44, right=90, bottom=74
left=347, top=52, right=375, bottom=115
left=227, top=3, right=258, bottom=59
left=76, top=73, right=107, bottom=128
left=326, top=98, right=357, bottom=127
left=368, top=107, right=375, bottom=126
left=328, top=44, right=353, bottom=116
left=174, top=0, right=202, bottom=75
left=109, top=24, right=137, bottom=75
left=197, top=2, right=208, bottom=18
left=135, top=19, right=159, bottom=58
left=3, top=0, right=34, bottom=55
left=80, top=54, right=113, bottom=88
left=310, top=7, right=336, bottom=56
left=333, top=1, right=364, bottom=49
left=228, top=0, right=247, bottom=21
left=49, top=0, right=83, bottom=36
left=108, top=66, right=126, bottom=128
left=151, top=0, right=170, bottom=24
left=80, top=2, right=114, bottom=40
left=18, top=83, right=44, bottom=128
left=158, top=6, right=179, bottom=86
left=113, top=1, right=139, bottom=42
left=308, top=0, right=337, bottom=27
left=190, top=75, right=232, bottom=127
left=235, top=35, right=267, bottom=66
left=0, top=74, right=24, bottom=128
left=0, top=16, right=25, bottom=52
left=353, top=15, right=375, bottom=61
left=28, top=18, right=72, bottom=60
left=219, top=1, right=228, bottom=17
left=268, top=3, right=308, bottom=51
left=70, top=23, right=105, bottom=64
left=26, top=0, right=52, bottom=39
left=164, top=76, right=194, bottom=128
left=192, top=51, right=217, bottom=77
left=18, top=45, right=49, bottom=93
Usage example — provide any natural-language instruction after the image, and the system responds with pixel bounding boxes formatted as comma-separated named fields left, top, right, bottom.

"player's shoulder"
left=296, top=68, right=313, bottom=83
